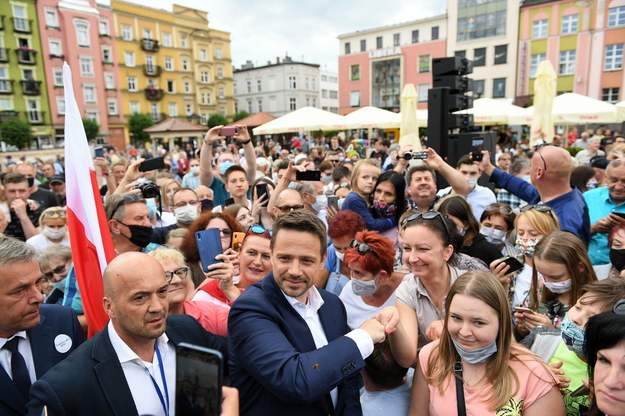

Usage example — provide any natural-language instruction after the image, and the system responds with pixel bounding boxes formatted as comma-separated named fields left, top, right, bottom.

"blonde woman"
left=26, top=207, right=70, bottom=251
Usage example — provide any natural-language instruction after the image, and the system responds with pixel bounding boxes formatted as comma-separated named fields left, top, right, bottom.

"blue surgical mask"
left=560, top=315, right=585, bottom=356
left=523, top=175, right=532, bottom=183
left=219, top=161, right=234, bottom=176
left=451, top=338, right=498, bottom=364
left=351, top=276, right=378, bottom=297
left=51, top=277, right=67, bottom=291
left=145, top=198, right=157, bottom=219
left=586, top=178, right=598, bottom=189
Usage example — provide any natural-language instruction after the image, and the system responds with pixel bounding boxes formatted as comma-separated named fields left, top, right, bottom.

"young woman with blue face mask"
left=410, top=270, right=564, bottom=416
left=479, top=203, right=520, bottom=257
left=339, top=230, right=404, bottom=330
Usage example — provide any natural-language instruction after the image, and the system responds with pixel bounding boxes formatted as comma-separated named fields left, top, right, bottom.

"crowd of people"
left=1, top=123, right=625, bottom=416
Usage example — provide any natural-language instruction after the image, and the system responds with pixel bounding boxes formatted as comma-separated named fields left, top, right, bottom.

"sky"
left=129, top=0, right=447, bottom=72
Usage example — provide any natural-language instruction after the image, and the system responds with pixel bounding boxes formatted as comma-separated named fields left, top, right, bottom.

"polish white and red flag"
left=63, top=63, right=115, bottom=337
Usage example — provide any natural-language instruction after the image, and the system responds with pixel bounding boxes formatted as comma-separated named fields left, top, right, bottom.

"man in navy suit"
left=27, top=251, right=228, bottom=416
left=228, top=210, right=393, bottom=416
left=0, top=237, right=84, bottom=416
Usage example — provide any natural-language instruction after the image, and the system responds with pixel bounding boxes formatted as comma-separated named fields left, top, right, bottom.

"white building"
left=320, top=69, right=339, bottom=113
left=233, top=56, right=322, bottom=116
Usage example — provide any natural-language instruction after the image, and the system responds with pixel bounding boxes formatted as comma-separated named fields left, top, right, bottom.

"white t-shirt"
left=513, top=263, right=534, bottom=307
left=339, top=281, right=399, bottom=330
left=25, top=234, right=71, bottom=251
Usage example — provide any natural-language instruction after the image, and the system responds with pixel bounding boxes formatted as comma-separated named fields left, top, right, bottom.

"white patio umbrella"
left=454, top=98, right=530, bottom=125
left=341, top=106, right=400, bottom=129
left=549, top=93, right=618, bottom=124
left=616, top=100, right=625, bottom=122
left=252, top=107, right=345, bottom=135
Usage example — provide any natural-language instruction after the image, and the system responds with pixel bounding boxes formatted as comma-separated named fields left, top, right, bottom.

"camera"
left=133, top=179, right=160, bottom=199
left=400, top=152, right=428, bottom=160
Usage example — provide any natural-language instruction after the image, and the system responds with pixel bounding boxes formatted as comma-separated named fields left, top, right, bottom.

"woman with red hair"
left=315, top=209, right=365, bottom=295
left=340, top=230, right=406, bottom=329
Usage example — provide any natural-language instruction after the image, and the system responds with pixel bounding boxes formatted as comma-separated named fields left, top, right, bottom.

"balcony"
left=49, top=53, right=64, bottom=60
left=0, top=47, right=8, bottom=62
left=15, top=48, right=36, bottom=65
left=12, top=17, right=32, bottom=33
left=143, top=65, right=162, bottom=77
left=141, top=38, right=159, bottom=52
left=0, top=79, right=14, bottom=94
left=0, top=111, right=18, bottom=123
left=26, top=110, right=45, bottom=124
left=144, top=87, right=163, bottom=101
left=20, top=80, right=42, bottom=95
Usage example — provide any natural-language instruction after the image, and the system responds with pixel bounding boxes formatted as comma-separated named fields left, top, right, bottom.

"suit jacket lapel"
left=28, top=314, right=55, bottom=379
left=0, top=366, right=26, bottom=414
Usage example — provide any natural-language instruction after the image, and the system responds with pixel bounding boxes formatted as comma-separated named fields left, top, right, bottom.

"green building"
left=0, top=0, right=53, bottom=148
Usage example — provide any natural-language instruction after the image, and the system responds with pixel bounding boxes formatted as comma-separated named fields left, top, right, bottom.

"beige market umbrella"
left=455, top=98, right=530, bottom=125
left=341, top=106, right=399, bottom=129
left=616, top=100, right=625, bottom=122
left=399, top=84, right=420, bottom=149
left=252, top=107, right=345, bottom=135
left=530, top=60, right=557, bottom=146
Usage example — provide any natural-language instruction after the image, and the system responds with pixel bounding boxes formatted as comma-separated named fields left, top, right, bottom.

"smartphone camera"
left=402, top=152, right=428, bottom=160
left=220, top=126, right=239, bottom=137
left=471, top=150, right=483, bottom=162
left=133, top=178, right=160, bottom=199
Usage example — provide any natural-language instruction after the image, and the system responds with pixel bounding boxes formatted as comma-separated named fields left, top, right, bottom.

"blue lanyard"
left=143, top=343, right=169, bottom=416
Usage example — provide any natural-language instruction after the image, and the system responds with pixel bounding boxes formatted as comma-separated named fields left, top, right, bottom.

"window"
left=200, top=49, right=207, bottom=61
left=186, top=104, right=192, bottom=116
left=13, top=5, right=27, bottom=31
left=393, top=33, right=400, bottom=46
left=216, top=47, right=222, bottom=58
left=104, top=72, right=115, bottom=89
left=0, top=98, right=13, bottom=111
left=107, top=98, right=118, bottom=115
left=99, top=19, right=109, bottom=36
left=180, top=36, right=187, bottom=48
left=150, top=103, right=159, bottom=120
left=602, top=87, right=620, bottom=103
left=492, top=78, right=506, bottom=98
left=321, top=89, right=328, bottom=98
left=350, top=65, right=360, bottom=81
left=559, top=50, right=576, bottom=75
left=85, top=109, right=98, bottom=123
left=83, top=85, right=96, bottom=104
left=45, top=7, right=59, bottom=28
left=329, top=90, right=338, bottom=99
left=321, top=75, right=328, bottom=81
left=412, top=30, right=419, bottom=43
left=608, top=6, right=625, bottom=27
left=350, top=91, right=360, bottom=107
left=247, top=100, right=253, bottom=113
left=53, top=67, right=63, bottom=86
left=376, top=36, right=383, bottom=49
left=473, top=80, right=485, bottom=97
left=130, top=101, right=140, bottom=114
left=127, top=76, right=137, bottom=91
left=201, top=113, right=207, bottom=124
left=217, top=68, right=223, bottom=79
left=246, top=81, right=251, bottom=93
left=605, top=44, right=624, bottom=71
left=218, top=88, right=224, bottom=99
left=184, top=82, right=191, bottom=93
left=124, top=51, right=135, bottom=67
left=473, top=48, right=486, bottom=67
left=418, top=55, right=430, bottom=73
left=49, top=39, right=62, bottom=57
left=532, top=19, right=548, bottom=38
left=79, top=57, right=93, bottom=77
left=182, top=60, right=189, bottom=71
left=121, top=25, right=132, bottom=41
left=219, top=106, right=225, bottom=116
left=75, top=21, right=90, bottom=47
left=168, top=103, right=177, bottom=117
left=530, top=54, right=546, bottom=78
left=164, top=57, right=173, bottom=71
left=166, top=80, right=175, bottom=93
left=418, top=84, right=429, bottom=102
left=143, top=28, right=152, bottom=39
left=455, top=50, right=466, bottom=59
left=360, top=39, right=366, bottom=52
left=289, top=76, right=296, bottom=89
left=431, top=26, right=439, bottom=40
left=257, top=79, right=262, bottom=92
left=562, top=14, right=578, bottom=34
left=102, top=46, right=113, bottom=63
left=494, top=45, right=507, bottom=64
left=201, top=71, right=209, bottom=83
left=257, top=99, right=263, bottom=112
left=345, top=42, right=351, bottom=54
left=289, top=97, right=297, bottom=110
left=56, top=96, right=65, bottom=115
left=162, top=32, right=172, bottom=47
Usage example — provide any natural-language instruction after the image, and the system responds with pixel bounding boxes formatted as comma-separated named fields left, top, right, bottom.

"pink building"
left=37, top=0, right=125, bottom=147
left=337, top=15, right=447, bottom=113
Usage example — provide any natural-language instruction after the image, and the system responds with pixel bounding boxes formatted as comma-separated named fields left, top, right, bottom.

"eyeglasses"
left=211, top=228, right=232, bottom=236
left=43, top=264, right=67, bottom=280
left=276, top=204, right=304, bottom=213
left=485, top=204, right=513, bottom=215
left=327, top=159, right=340, bottom=164
left=247, top=224, right=272, bottom=238
left=165, top=266, right=189, bottom=283
left=520, top=204, right=553, bottom=213
left=173, top=200, right=199, bottom=208
left=535, top=143, right=558, bottom=171
left=350, top=239, right=378, bottom=257
left=401, top=211, right=452, bottom=241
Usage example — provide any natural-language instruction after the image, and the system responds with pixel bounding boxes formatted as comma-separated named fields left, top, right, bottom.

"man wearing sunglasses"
left=479, top=146, right=590, bottom=244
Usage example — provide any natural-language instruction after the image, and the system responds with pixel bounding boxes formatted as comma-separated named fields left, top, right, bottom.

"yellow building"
left=111, top=1, right=234, bottom=137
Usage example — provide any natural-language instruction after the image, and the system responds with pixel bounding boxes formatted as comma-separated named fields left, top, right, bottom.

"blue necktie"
left=3, top=337, right=31, bottom=398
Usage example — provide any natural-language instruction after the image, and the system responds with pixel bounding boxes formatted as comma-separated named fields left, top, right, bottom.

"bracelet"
left=204, top=140, right=213, bottom=146
left=240, top=138, right=251, bottom=145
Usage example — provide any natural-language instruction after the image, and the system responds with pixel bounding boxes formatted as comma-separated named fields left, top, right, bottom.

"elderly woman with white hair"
left=575, top=137, right=605, bottom=166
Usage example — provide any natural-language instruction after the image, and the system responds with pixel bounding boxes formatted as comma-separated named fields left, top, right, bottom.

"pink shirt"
left=183, top=300, right=229, bottom=337
left=419, top=340, right=557, bottom=415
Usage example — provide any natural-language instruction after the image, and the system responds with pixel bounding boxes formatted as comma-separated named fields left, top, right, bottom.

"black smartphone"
left=196, top=229, right=224, bottom=272
left=500, top=256, right=524, bottom=273
left=296, top=170, right=321, bottom=181
left=327, top=195, right=339, bottom=211
left=94, top=147, right=104, bottom=158
left=176, top=343, right=222, bottom=416
left=200, top=199, right=214, bottom=212
left=471, top=138, right=484, bottom=162
left=138, top=156, right=166, bottom=172
left=255, top=183, right=269, bottom=202
left=612, top=211, right=625, bottom=219
left=224, top=197, right=235, bottom=207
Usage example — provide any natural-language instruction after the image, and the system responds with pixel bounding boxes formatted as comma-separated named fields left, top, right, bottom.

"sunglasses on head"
left=401, top=211, right=452, bottom=241
left=350, top=239, right=378, bottom=257
left=485, top=204, right=513, bottom=215
left=520, top=204, right=553, bottom=213
left=247, top=224, right=272, bottom=238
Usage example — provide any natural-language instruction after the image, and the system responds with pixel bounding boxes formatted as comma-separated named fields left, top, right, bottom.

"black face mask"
left=27, top=177, right=35, bottom=188
left=118, top=222, right=153, bottom=248
left=610, top=248, right=625, bottom=271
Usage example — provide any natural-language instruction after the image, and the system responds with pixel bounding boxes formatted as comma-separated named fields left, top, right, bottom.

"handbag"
left=454, top=361, right=467, bottom=416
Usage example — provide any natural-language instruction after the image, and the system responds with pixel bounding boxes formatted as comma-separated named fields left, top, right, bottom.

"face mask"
left=338, top=198, right=345, bottom=208
left=51, top=277, right=66, bottom=291
left=311, top=195, right=327, bottom=212
left=145, top=198, right=157, bottom=219
left=467, top=178, right=478, bottom=189
left=586, top=178, right=598, bottom=189
left=611, top=248, right=625, bottom=271
left=219, top=162, right=234, bottom=176
left=175, top=204, right=199, bottom=225
left=42, top=226, right=66, bottom=240
left=480, top=226, right=506, bottom=246
left=272, top=173, right=280, bottom=183
left=26, top=177, right=35, bottom=188
left=451, top=338, right=498, bottom=364
left=351, top=277, right=378, bottom=297
left=456, top=226, right=466, bottom=236
left=335, top=251, right=345, bottom=261
left=544, top=279, right=572, bottom=294
left=515, top=236, right=541, bottom=257
left=523, top=175, right=532, bottom=183
left=560, top=315, right=585, bottom=356
left=190, top=166, right=200, bottom=175
left=322, top=174, right=332, bottom=184
left=372, top=200, right=397, bottom=218
left=120, top=223, right=154, bottom=248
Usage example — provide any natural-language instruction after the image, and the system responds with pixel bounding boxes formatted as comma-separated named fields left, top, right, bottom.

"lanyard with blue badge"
left=142, top=343, right=169, bottom=416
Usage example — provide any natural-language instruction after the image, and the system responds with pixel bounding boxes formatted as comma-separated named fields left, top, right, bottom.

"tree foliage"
left=128, top=113, right=155, bottom=144
left=0, top=119, right=32, bottom=149
left=207, top=113, right=228, bottom=128
left=82, top=118, right=100, bottom=141
left=231, top=111, right=250, bottom=123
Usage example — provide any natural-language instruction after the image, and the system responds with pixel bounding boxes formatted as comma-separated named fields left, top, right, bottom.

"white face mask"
left=335, top=251, right=345, bottom=261
left=544, top=279, right=572, bottom=294
left=175, top=204, right=199, bottom=225
left=480, top=226, right=507, bottom=246
left=43, top=226, right=67, bottom=240
left=467, top=178, right=478, bottom=189
left=190, top=166, right=200, bottom=175
left=311, top=195, right=327, bottom=212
